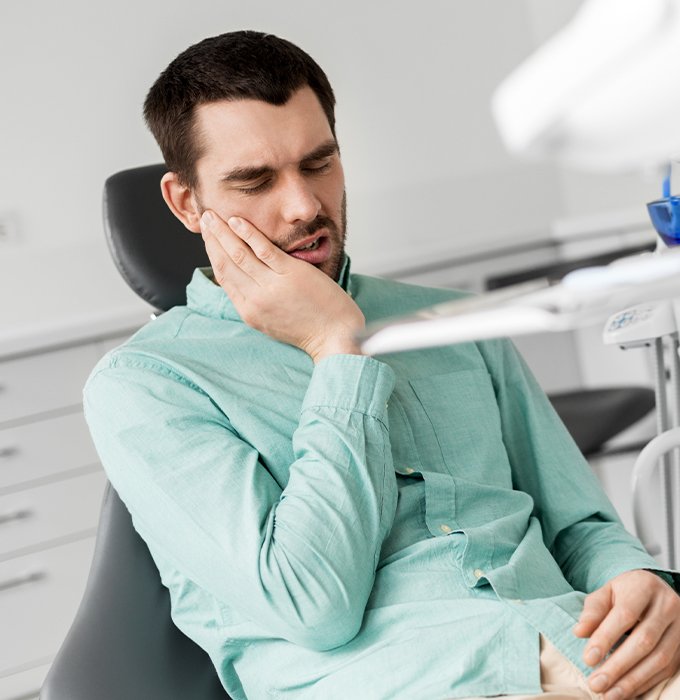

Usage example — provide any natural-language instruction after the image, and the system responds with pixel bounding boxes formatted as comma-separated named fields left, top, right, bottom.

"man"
left=84, top=31, right=680, bottom=699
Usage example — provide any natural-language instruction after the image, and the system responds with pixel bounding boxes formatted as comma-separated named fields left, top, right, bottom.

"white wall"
left=0, top=0, right=663, bottom=348
left=1, top=0, right=632, bottom=278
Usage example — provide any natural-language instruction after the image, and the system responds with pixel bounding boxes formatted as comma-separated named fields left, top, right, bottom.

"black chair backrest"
left=42, top=166, right=229, bottom=699
left=103, top=163, right=209, bottom=311
left=42, top=484, right=230, bottom=700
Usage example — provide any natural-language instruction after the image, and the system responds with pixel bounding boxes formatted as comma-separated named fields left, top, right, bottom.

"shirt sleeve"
left=475, top=337, right=678, bottom=594
left=83, top=352, right=398, bottom=651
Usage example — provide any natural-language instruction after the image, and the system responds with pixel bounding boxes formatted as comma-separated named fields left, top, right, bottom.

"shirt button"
left=439, top=524, right=453, bottom=534
left=473, top=568, right=484, bottom=579
left=404, top=467, right=415, bottom=474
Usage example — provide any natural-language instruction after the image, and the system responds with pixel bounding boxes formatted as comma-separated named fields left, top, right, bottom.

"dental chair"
left=40, top=164, right=655, bottom=700
left=41, top=164, right=229, bottom=700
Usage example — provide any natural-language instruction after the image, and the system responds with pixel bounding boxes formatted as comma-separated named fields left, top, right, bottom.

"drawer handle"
left=0, top=446, right=18, bottom=458
left=0, top=570, right=46, bottom=592
left=0, top=508, right=33, bottom=526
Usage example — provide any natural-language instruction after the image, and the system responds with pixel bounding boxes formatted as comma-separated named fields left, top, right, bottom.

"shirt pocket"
left=408, top=369, right=513, bottom=487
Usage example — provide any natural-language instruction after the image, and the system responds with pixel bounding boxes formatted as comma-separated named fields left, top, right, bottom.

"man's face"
left=190, top=87, right=347, bottom=281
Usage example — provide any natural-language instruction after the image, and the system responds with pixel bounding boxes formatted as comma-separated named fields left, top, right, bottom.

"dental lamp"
left=358, top=0, right=680, bottom=567
left=360, top=0, right=680, bottom=355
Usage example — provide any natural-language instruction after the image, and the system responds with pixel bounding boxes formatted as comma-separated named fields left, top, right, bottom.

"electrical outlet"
left=0, top=212, right=20, bottom=245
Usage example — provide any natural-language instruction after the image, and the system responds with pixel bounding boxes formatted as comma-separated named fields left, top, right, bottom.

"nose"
left=279, top=173, right=321, bottom=225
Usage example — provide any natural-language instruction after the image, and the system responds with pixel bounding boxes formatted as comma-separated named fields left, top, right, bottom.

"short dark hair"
left=143, top=30, right=336, bottom=188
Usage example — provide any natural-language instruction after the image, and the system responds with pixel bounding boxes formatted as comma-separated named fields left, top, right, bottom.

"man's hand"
left=200, top=210, right=365, bottom=362
left=573, top=569, right=680, bottom=699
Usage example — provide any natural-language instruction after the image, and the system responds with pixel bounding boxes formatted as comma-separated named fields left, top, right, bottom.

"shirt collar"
left=186, top=254, right=353, bottom=320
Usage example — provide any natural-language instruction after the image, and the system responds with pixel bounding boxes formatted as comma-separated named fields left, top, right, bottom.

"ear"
left=160, top=171, right=202, bottom=233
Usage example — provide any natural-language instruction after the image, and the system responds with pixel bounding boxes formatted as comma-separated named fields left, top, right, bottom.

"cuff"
left=302, top=354, right=395, bottom=422
left=645, top=568, right=680, bottom=591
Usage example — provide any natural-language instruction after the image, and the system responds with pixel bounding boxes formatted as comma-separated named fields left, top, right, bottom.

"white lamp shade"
left=492, top=0, right=680, bottom=170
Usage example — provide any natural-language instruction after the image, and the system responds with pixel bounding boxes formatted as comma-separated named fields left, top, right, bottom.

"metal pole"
left=668, top=334, right=680, bottom=567
left=654, top=337, right=675, bottom=568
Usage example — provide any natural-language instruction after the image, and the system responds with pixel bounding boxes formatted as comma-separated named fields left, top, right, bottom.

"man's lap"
left=449, top=636, right=680, bottom=699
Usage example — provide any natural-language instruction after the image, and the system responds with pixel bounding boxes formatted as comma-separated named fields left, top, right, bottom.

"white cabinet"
left=0, top=330, right=136, bottom=700
left=0, top=344, right=102, bottom=424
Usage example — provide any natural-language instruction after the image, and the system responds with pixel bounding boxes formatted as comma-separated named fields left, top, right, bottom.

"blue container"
left=647, top=197, right=680, bottom=246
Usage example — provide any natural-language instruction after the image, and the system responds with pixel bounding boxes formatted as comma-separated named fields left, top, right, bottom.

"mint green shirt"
left=83, top=260, right=673, bottom=699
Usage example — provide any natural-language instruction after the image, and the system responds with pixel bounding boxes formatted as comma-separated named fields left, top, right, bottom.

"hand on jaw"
left=199, top=210, right=365, bottom=363
left=574, top=569, right=680, bottom=699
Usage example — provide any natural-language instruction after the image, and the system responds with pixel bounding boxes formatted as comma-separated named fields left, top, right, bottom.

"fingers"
left=577, top=571, right=680, bottom=699
left=200, top=211, right=287, bottom=280
left=226, top=216, right=288, bottom=273
left=582, top=585, right=648, bottom=669
left=588, top=618, right=668, bottom=698
left=200, top=223, right=252, bottom=302
left=574, top=585, right=612, bottom=641
left=634, top=654, right=679, bottom=696
left=591, top=626, right=679, bottom=700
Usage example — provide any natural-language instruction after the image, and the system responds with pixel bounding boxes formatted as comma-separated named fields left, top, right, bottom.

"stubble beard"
left=312, top=190, right=347, bottom=282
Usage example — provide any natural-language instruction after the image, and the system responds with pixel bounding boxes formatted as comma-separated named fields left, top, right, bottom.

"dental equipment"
left=359, top=0, right=680, bottom=567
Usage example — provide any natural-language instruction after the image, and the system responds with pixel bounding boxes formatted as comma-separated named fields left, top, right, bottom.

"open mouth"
left=287, top=233, right=331, bottom=265
left=287, top=230, right=325, bottom=253
left=294, top=238, right=321, bottom=252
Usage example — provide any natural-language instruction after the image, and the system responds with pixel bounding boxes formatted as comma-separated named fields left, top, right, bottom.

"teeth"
left=298, top=239, right=320, bottom=251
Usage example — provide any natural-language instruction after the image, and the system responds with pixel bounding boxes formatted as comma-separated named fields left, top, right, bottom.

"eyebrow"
left=220, top=139, right=339, bottom=184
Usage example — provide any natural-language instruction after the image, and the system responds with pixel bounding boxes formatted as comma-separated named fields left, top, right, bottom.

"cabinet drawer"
left=0, top=536, right=96, bottom=677
left=0, top=411, right=99, bottom=492
left=0, top=471, right=105, bottom=559
left=0, top=344, right=100, bottom=424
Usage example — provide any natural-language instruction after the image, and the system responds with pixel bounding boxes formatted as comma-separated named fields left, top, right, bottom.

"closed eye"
left=236, top=179, right=272, bottom=195
left=301, top=159, right=333, bottom=174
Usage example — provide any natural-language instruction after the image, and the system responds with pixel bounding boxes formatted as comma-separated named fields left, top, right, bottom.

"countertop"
left=0, top=241, right=153, bottom=360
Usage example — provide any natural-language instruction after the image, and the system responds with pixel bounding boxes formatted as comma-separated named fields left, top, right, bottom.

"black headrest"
left=103, top=164, right=210, bottom=311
